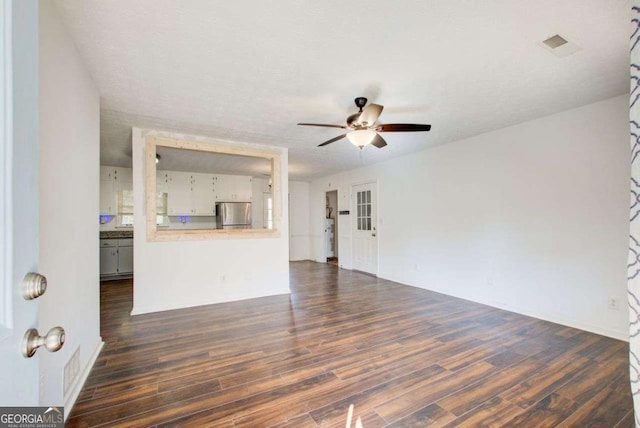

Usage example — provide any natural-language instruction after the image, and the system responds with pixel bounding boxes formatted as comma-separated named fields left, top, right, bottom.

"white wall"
left=132, top=129, right=290, bottom=314
left=251, top=177, right=270, bottom=229
left=289, top=181, right=311, bottom=261
left=311, top=94, right=629, bottom=340
left=39, top=0, right=102, bottom=410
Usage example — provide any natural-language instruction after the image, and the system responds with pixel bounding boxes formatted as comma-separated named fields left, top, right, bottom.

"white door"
left=0, top=0, right=42, bottom=405
left=352, top=182, right=378, bottom=275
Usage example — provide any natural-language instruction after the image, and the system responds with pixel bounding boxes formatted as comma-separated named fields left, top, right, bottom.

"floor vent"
left=63, top=347, right=81, bottom=397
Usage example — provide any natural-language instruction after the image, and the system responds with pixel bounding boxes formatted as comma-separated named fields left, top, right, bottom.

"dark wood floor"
left=67, top=261, right=633, bottom=427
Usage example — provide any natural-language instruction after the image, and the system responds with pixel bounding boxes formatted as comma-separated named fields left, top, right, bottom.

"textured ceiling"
left=55, top=0, right=629, bottom=180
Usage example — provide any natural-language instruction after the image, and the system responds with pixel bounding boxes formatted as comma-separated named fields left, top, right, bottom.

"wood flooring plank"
left=501, top=392, right=579, bottom=427
left=374, top=361, right=499, bottom=424
left=155, top=372, right=340, bottom=427
left=66, top=261, right=633, bottom=427
left=555, top=356, right=628, bottom=404
left=557, top=385, right=633, bottom=428
left=614, top=410, right=636, bottom=428
left=440, top=396, right=523, bottom=428
left=230, top=366, right=404, bottom=428
left=383, top=403, right=456, bottom=428
left=266, top=413, right=318, bottom=428
left=437, top=357, right=545, bottom=416
left=308, top=364, right=448, bottom=427
left=499, top=354, right=592, bottom=409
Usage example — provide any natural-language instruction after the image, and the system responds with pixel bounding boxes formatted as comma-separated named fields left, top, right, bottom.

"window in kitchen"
left=117, top=190, right=167, bottom=227
left=263, top=193, right=273, bottom=229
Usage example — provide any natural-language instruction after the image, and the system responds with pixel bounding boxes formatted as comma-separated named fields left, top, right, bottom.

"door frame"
left=0, top=0, right=42, bottom=407
left=1, top=0, right=10, bottom=335
left=323, top=189, right=339, bottom=262
left=350, top=180, right=379, bottom=276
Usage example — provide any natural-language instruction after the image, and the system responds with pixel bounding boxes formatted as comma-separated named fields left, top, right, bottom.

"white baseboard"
left=131, top=291, right=291, bottom=315
left=64, top=339, right=104, bottom=421
left=379, top=273, right=629, bottom=342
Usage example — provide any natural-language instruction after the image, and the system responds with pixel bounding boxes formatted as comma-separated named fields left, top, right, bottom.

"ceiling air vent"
left=538, top=34, right=581, bottom=58
left=542, top=34, right=568, bottom=49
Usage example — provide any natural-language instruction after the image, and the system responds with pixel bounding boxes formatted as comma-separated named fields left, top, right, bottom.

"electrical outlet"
left=608, top=297, right=620, bottom=311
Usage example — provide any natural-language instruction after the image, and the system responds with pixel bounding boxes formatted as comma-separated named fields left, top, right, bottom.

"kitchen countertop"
left=100, top=230, right=133, bottom=239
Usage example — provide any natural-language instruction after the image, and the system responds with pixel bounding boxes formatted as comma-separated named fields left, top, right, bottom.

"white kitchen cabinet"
left=167, top=171, right=193, bottom=215
left=215, top=174, right=252, bottom=202
left=99, top=240, right=118, bottom=275
left=100, top=238, right=133, bottom=278
left=156, top=170, right=169, bottom=194
left=100, top=166, right=117, bottom=182
left=235, top=176, right=252, bottom=202
left=192, top=172, right=216, bottom=215
left=117, top=239, right=134, bottom=274
left=163, top=170, right=217, bottom=215
left=115, top=167, right=132, bottom=182
left=159, top=169, right=252, bottom=215
left=214, top=175, right=232, bottom=201
left=100, top=166, right=133, bottom=214
left=100, top=178, right=115, bottom=214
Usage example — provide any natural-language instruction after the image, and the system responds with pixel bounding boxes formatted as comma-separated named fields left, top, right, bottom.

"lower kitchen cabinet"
left=100, top=238, right=133, bottom=278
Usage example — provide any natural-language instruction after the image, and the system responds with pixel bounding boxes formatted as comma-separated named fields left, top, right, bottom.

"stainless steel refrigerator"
left=215, top=202, right=252, bottom=229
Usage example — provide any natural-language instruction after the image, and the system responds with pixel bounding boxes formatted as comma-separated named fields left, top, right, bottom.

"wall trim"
left=382, top=272, right=629, bottom=341
left=63, top=339, right=103, bottom=421
left=131, top=291, right=291, bottom=316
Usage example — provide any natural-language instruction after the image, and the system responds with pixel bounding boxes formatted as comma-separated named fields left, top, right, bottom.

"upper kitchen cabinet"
left=100, top=166, right=133, bottom=214
left=165, top=171, right=193, bottom=215
left=159, top=169, right=252, bottom=216
left=192, top=172, right=217, bottom=215
left=163, top=170, right=217, bottom=215
left=216, top=175, right=252, bottom=202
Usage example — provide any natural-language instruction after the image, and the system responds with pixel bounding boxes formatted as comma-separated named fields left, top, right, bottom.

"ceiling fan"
left=297, top=97, right=431, bottom=149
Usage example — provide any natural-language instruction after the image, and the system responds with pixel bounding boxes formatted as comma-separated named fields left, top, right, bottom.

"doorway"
left=351, top=182, right=378, bottom=275
left=325, top=190, right=338, bottom=266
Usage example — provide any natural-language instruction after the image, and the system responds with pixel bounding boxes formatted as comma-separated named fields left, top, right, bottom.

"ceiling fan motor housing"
left=346, top=113, right=362, bottom=127
left=354, top=97, right=368, bottom=110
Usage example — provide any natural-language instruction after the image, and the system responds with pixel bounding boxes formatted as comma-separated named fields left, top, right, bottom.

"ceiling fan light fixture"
left=347, top=130, right=377, bottom=148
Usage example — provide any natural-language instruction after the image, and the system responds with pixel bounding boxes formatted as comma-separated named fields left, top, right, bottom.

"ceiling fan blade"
left=376, top=123, right=431, bottom=132
left=370, top=134, right=387, bottom=148
left=318, top=134, right=347, bottom=147
left=298, top=123, right=347, bottom=129
left=357, top=103, right=383, bottom=126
